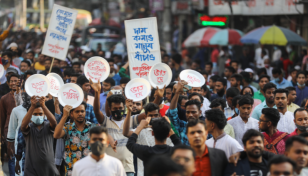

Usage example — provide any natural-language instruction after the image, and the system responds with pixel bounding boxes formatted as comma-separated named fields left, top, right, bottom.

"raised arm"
left=153, top=86, right=165, bottom=106
left=123, top=99, right=134, bottom=137
left=90, top=78, right=105, bottom=123
left=54, top=105, right=72, bottom=139
left=170, top=80, right=187, bottom=110
left=20, top=96, right=38, bottom=132
left=39, top=96, right=57, bottom=129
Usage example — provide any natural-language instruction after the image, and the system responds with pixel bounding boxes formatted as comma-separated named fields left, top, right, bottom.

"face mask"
left=66, top=78, right=71, bottom=83
left=244, top=92, right=253, bottom=97
left=1, top=58, right=9, bottom=65
left=22, top=92, right=31, bottom=110
left=20, top=72, right=25, bottom=75
left=296, top=124, right=308, bottom=132
left=111, top=110, right=124, bottom=121
left=274, top=78, right=280, bottom=82
left=297, top=82, right=306, bottom=87
left=31, top=115, right=44, bottom=125
left=35, top=53, right=38, bottom=58
left=90, top=141, right=107, bottom=156
left=235, top=108, right=239, bottom=115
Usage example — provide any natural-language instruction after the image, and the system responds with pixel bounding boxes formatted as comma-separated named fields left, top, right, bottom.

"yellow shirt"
left=287, top=103, right=300, bottom=113
left=34, top=62, right=45, bottom=71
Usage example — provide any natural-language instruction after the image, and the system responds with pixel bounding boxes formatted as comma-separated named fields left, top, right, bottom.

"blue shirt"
left=85, top=103, right=98, bottom=124
left=295, top=86, right=308, bottom=106
left=251, top=101, right=277, bottom=120
left=99, top=92, right=108, bottom=116
left=112, top=74, right=121, bottom=85
left=270, top=78, right=293, bottom=89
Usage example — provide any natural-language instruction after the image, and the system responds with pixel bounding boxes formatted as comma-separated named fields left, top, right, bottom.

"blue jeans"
left=8, top=155, right=15, bottom=176
left=126, top=172, right=134, bottom=176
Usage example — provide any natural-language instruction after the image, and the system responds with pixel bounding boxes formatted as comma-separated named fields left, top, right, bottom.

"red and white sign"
left=125, top=78, right=151, bottom=101
left=148, top=63, right=172, bottom=89
left=179, top=69, right=205, bottom=87
left=25, top=74, right=51, bottom=97
left=47, top=73, right=64, bottom=97
left=84, top=56, right=110, bottom=83
left=58, top=83, right=84, bottom=108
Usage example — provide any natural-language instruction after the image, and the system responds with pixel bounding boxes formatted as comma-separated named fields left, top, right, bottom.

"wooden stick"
left=49, top=57, right=55, bottom=73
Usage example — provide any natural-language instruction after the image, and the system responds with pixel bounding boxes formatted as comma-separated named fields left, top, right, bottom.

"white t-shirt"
left=114, top=119, right=125, bottom=128
left=277, top=111, right=296, bottom=134
left=206, top=134, right=243, bottom=159
left=72, top=154, right=126, bottom=176
left=201, top=97, right=210, bottom=117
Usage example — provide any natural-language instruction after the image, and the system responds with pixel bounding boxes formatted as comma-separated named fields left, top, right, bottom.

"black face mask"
left=111, top=110, right=125, bottom=121
left=90, top=141, right=107, bottom=156
left=296, top=124, right=308, bottom=132
left=22, top=92, right=31, bottom=110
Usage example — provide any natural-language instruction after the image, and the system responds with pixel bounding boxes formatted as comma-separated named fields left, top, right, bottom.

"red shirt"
left=211, top=49, right=219, bottom=63
left=290, top=129, right=298, bottom=136
left=160, top=104, right=169, bottom=117
left=193, top=146, right=211, bottom=176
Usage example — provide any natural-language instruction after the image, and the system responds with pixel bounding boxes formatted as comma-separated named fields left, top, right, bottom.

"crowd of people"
left=1, top=27, right=308, bottom=176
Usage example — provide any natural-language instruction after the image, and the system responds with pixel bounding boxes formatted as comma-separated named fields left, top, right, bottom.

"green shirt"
left=254, top=90, right=265, bottom=102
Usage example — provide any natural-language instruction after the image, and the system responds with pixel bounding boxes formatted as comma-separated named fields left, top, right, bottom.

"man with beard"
left=208, top=75, right=220, bottom=94
left=259, top=108, right=290, bottom=154
left=171, top=145, right=196, bottom=176
left=286, top=86, right=300, bottom=113
left=284, top=136, right=308, bottom=176
left=228, top=96, right=259, bottom=146
left=273, top=89, right=296, bottom=133
left=295, top=71, right=308, bottom=106
left=210, top=78, right=227, bottom=101
left=254, top=75, right=270, bottom=102
left=290, top=108, right=308, bottom=136
left=131, top=99, right=146, bottom=115
left=230, top=74, right=243, bottom=92
left=224, top=129, right=268, bottom=176
left=0, top=51, right=21, bottom=86
left=252, top=83, right=277, bottom=120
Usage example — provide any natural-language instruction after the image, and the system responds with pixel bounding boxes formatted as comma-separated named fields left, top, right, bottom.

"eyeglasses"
left=259, top=119, right=269, bottom=123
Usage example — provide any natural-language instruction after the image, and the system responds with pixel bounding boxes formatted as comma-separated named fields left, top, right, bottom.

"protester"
left=171, top=54, right=184, bottom=81
left=170, top=145, right=196, bottom=176
left=0, top=51, right=21, bottom=85
left=99, top=77, right=115, bottom=116
left=286, top=86, right=300, bottom=112
left=225, top=87, right=240, bottom=118
left=70, top=73, right=80, bottom=84
left=295, top=71, right=308, bottom=106
left=229, top=74, right=242, bottom=92
left=267, top=155, right=297, bottom=176
left=224, top=129, right=268, bottom=176
left=271, top=68, right=293, bottom=88
left=227, top=95, right=242, bottom=120
left=252, top=82, right=277, bottom=120
left=72, top=126, right=126, bottom=176
left=290, top=108, right=308, bottom=136
left=240, top=71, right=257, bottom=93
left=224, top=67, right=236, bottom=89
left=259, top=108, right=289, bottom=154
left=20, top=60, right=31, bottom=74
left=145, top=156, right=184, bottom=176
left=254, top=75, right=270, bottom=102
left=228, top=96, right=259, bottom=146
left=210, top=78, right=227, bottom=101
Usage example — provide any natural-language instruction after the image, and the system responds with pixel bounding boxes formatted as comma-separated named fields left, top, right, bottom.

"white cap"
left=72, top=58, right=79, bottom=63
left=244, top=68, right=254, bottom=73
left=7, top=42, right=18, bottom=49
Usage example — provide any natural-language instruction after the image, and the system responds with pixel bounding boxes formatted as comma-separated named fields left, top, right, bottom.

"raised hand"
left=139, top=117, right=151, bottom=129
left=125, top=99, right=133, bottom=113
left=89, top=78, right=101, bottom=93
left=155, top=85, right=166, bottom=98
left=63, top=105, right=73, bottom=118
left=39, top=96, right=46, bottom=107
left=30, top=96, right=39, bottom=107
left=175, top=80, right=188, bottom=94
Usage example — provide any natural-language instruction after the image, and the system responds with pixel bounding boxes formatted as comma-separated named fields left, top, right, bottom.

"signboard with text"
left=42, top=4, right=77, bottom=60
left=124, top=17, right=161, bottom=81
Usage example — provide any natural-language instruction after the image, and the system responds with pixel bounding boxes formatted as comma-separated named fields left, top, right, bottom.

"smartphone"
left=183, top=85, right=192, bottom=92
left=111, top=89, right=122, bottom=95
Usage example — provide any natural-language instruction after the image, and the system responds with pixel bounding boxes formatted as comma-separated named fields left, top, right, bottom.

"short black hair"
left=152, top=118, right=171, bottom=142
left=171, top=54, right=182, bottom=64
left=209, top=75, right=220, bottom=82
left=188, top=92, right=204, bottom=104
left=120, top=77, right=130, bottom=84
left=70, top=73, right=81, bottom=78
left=186, top=119, right=206, bottom=134
left=230, top=74, right=243, bottom=84
left=205, top=109, right=227, bottom=130
left=274, top=88, right=289, bottom=97
left=2, top=51, right=13, bottom=59
left=238, top=96, right=254, bottom=106
left=272, top=67, right=282, bottom=75
left=21, top=60, right=31, bottom=67
left=63, top=68, right=75, bottom=77
left=226, top=66, right=236, bottom=74
left=77, top=75, right=89, bottom=87
left=240, top=71, right=251, bottom=83
left=178, top=95, right=188, bottom=105
left=107, top=58, right=115, bottom=63
left=72, top=62, right=81, bottom=67
left=232, top=95, right=242, bottom=107
left=89, top=126, right=108, bottom=137
left=199, top=70, right=208, bottom=77
left=25, top=70, right=36, bottom=77
left=216, top=78, right=227, bottom=86
left=285, top=136, right=308, bottom=152
left=71, top=101, right=87, bottom=112
left=240, top=86, right=254, bottom=97
left=226, top=87, right=240, bottom=98
left=262, top=108, right=280, bottom=127
left=7, top=73, right=20, bottom=82
left=297, top=70, right=306, bottom=78
left=185, top=99, right=201, bottom=110
left=205, top=62, right=213, bottom=68
left=263, top=82, right=277, bottom=93
left=230, top=60, right=238, bottom=66
left=257, top=68, right=267, bottom=76
left=107, top=94, right=126, bottom=108
left=145, top=156, right=183, bottom=176
left=242, top=129, right=264, bottom=147
left=209, top=98, right=226, bottom=109
left=285, top=86, right=296, bottom=92
left=166, top=82, right=175, bottom=91
left=144, top=103, right=159, bottom=115
left=294, top=108, right=308, bottom=118
left=258, top=75, right=270, bottom=82
left=103, top=77, right=115, bottom=87
left=268, top=155, right=296, bottom=173
left=51, top=67, right=62, bottom=77
left=171, top=144, right=196, bottom=159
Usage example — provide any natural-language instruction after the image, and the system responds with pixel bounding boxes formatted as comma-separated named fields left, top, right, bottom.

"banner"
left=209, top=0, right=304, bottom=16
left=125, top=17, right=161, bottom=80
left=42, top=4, right=77, bottom=61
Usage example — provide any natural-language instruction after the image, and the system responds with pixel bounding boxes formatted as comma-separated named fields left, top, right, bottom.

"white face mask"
left=31, top=115, right=44, bottom=125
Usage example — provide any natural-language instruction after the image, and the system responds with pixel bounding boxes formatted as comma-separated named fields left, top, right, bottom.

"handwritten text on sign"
left=125, top=17, right=161, bottom=80
left=154, top=69, right=166, bottom=83
left=63, top=89, right=79, bottom=100
left=187, top=75, right=201, bottom=85
left=49, top=78, right=60, bottom=90
left=86, top=61, right=107, bottom=81
left=32, top=81, right=46, bottom=93
left=130, top=85, right=144, bottom=98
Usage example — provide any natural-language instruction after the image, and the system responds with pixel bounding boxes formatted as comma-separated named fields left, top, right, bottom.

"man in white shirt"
left=274, top=89, right=296, bottom=133
left=228, top=96, right=259, bottom=146
left=205, top=109, right=243, bottom=158
left=72, top=126, right=126, bottom=176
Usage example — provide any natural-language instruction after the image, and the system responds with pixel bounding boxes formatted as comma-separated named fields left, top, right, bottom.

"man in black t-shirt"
left=224, top=129, right=268, bottom=176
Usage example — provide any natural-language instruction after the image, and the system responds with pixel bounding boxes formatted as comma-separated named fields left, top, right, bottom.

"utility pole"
left=227, top=0, right=234, bottom=28
left=21, top=0, right=27, bottom=29
left=40, top=0, right=45, bottom=31
left=162, top=0, right=172, bottom=55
